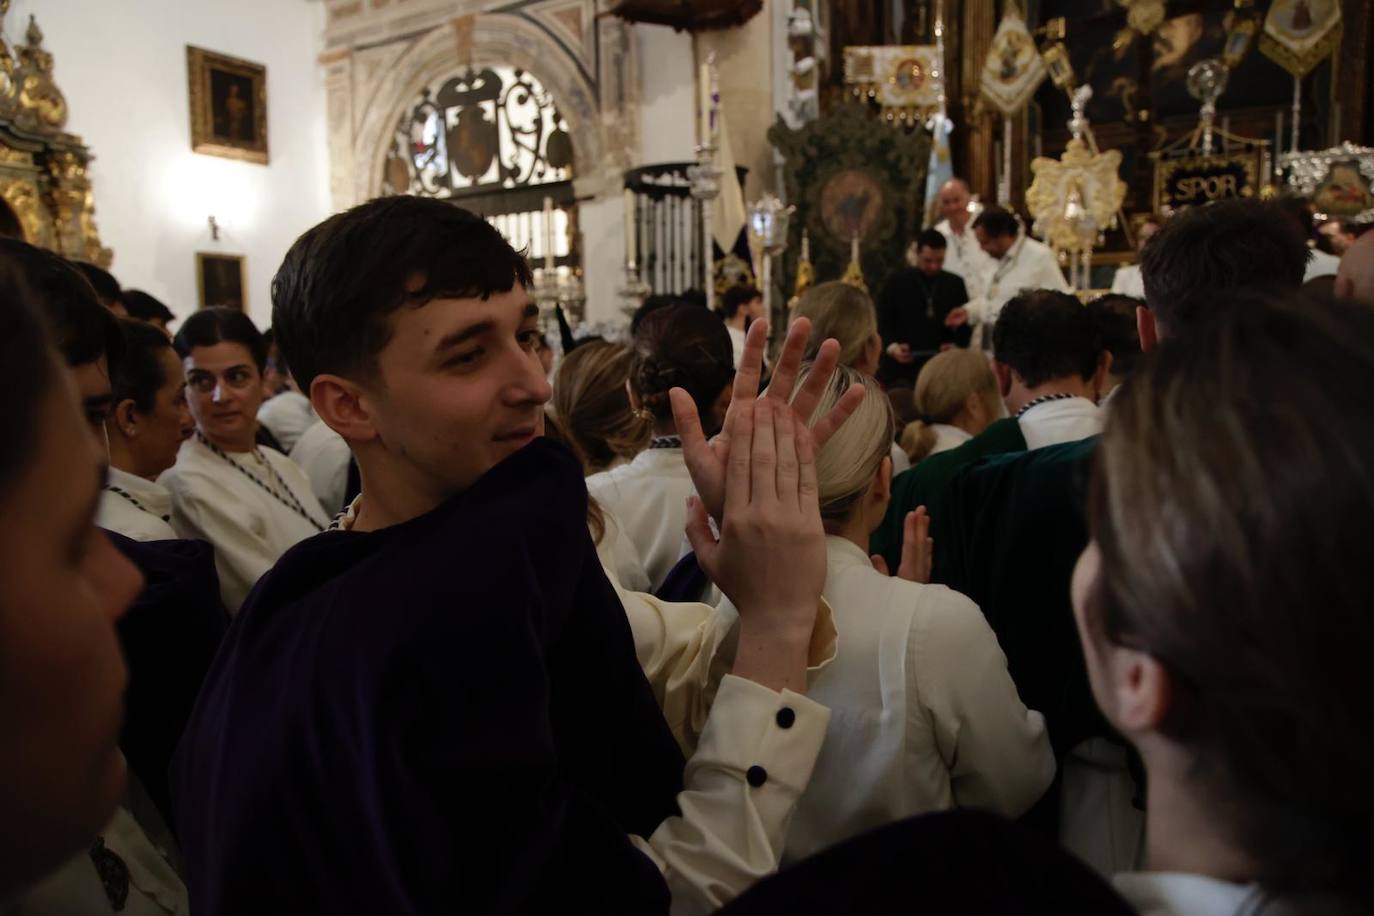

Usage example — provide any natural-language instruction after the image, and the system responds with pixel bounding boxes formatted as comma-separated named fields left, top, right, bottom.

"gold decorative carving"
left=1026, top=137, right=1126, bottom=254
left=14, top=16, right=66, bottom=131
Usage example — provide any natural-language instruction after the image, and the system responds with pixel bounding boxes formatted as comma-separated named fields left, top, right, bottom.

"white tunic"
left=98, top=466, right=178, bottom=542
left=586, top=446, right=692, bottom=591
left=1017, top=396, right=1103, bottom=450
left=1305, top=246, right=1341, bottom=282
left=1113, top=872, right=1316, bottom=916
left=290, top=419, right=352, bottom=517
left=256, top=390, right=316, bottom=453
left=979, top=234, right=1071, bottom=329
left=935, top=218, right=996, bottom=303
left=726, top=325, right=747, bottom=369
left=781, top=536, right=1055, bottom=863
left=161, top=436, right=329, bottom=613
left=1110, top=264, right=1145, bottom=299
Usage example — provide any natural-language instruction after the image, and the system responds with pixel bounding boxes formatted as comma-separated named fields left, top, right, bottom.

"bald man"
left=1335, top=229, right=1374, bottom=302
left=931, top=179, right=995, bottom=320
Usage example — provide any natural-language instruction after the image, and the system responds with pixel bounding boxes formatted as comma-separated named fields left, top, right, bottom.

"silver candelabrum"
left=746, top=193, right=794, bottom=355
left=687, top=142, right=722, bottom=313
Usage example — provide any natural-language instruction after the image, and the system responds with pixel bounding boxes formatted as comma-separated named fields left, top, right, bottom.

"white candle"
left=699, top=61, right=711, bottom=146
left=851, top=231, right=859, bottom=265
left=624, top=189, right=637, bottom=267
left=542, top=196, right=555, bottom=271
left=801, top=230, right=810, bottom=262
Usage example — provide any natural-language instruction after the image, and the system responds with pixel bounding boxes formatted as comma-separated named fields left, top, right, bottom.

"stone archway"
left=348, top=13, right=617, bottom=208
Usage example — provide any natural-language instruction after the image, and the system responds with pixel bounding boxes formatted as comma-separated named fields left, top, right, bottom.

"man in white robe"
left=971, top=206, right=1070, bottom=345
left=932, top=178, right=995, bottom=309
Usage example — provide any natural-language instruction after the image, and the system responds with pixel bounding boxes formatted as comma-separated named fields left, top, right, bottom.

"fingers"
left=683, top=495, right=719, bottom=575
left=750, top=400, right=779, bottom=511
left=795, top=414, right=819, bottom=514
left=898, top=507, right=933, bottom=584
left=724, top=389, right=755, bottom=512
left=810, top=382, right=866, bottom=451
left=773, top=398, right=799, bottom=508
left=870, top=555, right=890, bottom=575
left=671, top=387, right=708, bottom=466
left=789, top=337, right=840, bottom=422
left=764, top=316, right=811, bottom=405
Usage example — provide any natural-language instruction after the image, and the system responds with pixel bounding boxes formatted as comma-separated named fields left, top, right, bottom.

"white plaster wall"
left=635, top=24, right=696, bottom=166
left=14, top=0, right=331, bottom=328
left=579, top=194, right=625, bottom=326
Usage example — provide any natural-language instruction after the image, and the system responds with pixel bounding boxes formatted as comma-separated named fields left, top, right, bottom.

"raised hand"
left=684, top=398, right=824, bottom=693
left=672, top=316, right=865, bottom=522
left=869, top=507, right=933, bottom=584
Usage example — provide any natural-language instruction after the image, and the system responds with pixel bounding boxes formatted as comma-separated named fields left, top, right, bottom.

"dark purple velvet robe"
left=172, top=439, right=683, bottom=914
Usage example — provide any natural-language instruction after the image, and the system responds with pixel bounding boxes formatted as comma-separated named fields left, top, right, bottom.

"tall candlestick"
left=699, top=60, right=711, bottom=146
left=542, top=196, right=555, bottom=272
left=623, top=189, right=637, bottom=268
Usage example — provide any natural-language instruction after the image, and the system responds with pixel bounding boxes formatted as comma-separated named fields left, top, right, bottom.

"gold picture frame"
left=187, top=46, right=268, bottom=164
left=196, top=252, right=247, bottom=312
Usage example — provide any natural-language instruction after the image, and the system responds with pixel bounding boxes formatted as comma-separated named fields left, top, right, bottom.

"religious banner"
left=843, top=45, right=943, bottom=124
left=1153, top=150, right=1263, bottom=214
left=1258, top=0, right=1342, bottom=78
left=979, top=2, right=1046, bottom=116
left=1282, top=142, right=1374, bottom=222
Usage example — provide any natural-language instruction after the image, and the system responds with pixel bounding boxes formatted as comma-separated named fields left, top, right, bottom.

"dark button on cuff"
left=746, top=765, right=768, bottom=788
left=775, top=707, right=796, bottom=729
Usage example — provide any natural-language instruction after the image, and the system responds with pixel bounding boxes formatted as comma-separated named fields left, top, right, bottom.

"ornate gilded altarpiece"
left=0, top=4, right=110, bottom=266
left=769, top=101, right=929, bottom=294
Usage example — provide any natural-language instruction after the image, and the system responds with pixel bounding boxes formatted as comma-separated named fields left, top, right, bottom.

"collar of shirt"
left=1112, top=872, right=1269, bottom=916
left=824, top=534, right=873, bottom=573
left=626, top=445, right=689, bottom=476
left=1016, top=396, right=1102, bottom=450
left=107, top=465, right=175, bottom=518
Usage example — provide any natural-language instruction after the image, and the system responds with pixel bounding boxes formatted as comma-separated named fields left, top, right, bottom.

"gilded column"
left=958, top=0, right=997, bottom=201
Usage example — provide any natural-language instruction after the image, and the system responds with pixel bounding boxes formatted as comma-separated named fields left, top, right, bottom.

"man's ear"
left=1094, top=350, right=1114, bottom=399
left=992, top=359, right=1013, bottom=398
left=310, top=374, right=377, bottom=444
left=112, top=398, right=139, bottom=438
left=1136, top=305, right=1159, bottom=353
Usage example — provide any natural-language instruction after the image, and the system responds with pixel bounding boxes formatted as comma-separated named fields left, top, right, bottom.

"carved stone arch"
left=354, top=13, right=609, bottom=207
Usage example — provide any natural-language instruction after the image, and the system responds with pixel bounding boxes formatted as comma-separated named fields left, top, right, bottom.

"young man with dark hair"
left=876, top=228, right=971, bottom=386
left=162, top=307, right=327, bottom=613
left=871, top=288, right=1107, bottom=564
left=173, top=195, right=864, bottom=914
left=71, top=260, right=127, bottom=316
left=970, top=206, right=1069, bottom=341
left=1089, top=293, right=1143, bottom=396
left=720, top=284, right=763, bottom=368
left=121, top=289, right=176, bottom=333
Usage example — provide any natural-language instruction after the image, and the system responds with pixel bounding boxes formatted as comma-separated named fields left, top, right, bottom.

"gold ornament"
left=1025, top=137, right=1127, bottom=255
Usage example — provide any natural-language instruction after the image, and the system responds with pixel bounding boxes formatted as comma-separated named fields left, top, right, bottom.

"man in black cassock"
left=876, top=228, right=971, bottom=387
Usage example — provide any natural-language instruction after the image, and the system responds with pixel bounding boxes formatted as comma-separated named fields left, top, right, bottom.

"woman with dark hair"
left=99, top=318, right=194, bottom=541
left=161, top=306, right=328, bottom=612
left=586, top=303, right=734, bottom=591
left=1076, top=292, right=1374, bottom=912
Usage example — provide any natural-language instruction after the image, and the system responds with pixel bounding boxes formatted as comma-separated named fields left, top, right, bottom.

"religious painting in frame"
left=1283, top=142, right=1374, bottom=221
left=196, top=252, right=247, bottom=312
left=187, top=46, right=268, bottom=164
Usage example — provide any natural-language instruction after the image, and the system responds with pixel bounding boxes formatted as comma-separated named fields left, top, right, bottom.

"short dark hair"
left=71, top=260, right=121, bottom=310
left=630, top=303, right=734, bottom=425
left=915, top=228, right=947, bottom=251
left=122, top=289, right=175, bottom=325
left=0, top=240, right=122, bottom=374
left=113, top=318, right=175, bottom=413
left=972, top=206, right=1019, bottom=239
left=1139, top=199, right=1308, bottom=335
left=1091, top=293, right=1144, bottom=377
left=174, top=306, right=267, bottom=370
left=271, top=196, right=533, bottom=392
left=0, top=262, right=60, bottom=487
left=992, top=289, right=1101, bottom=386
left=720, top=284, right=761, bottom=319
left=631, top=293, right=690, bottom=335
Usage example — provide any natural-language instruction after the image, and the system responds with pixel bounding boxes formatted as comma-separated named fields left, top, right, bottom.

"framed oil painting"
left=187, top=46, right=268, bottom=164
left=197, top=253, right=246, bottom=311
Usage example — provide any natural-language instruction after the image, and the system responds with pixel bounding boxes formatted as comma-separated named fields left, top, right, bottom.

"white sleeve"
left=1109, top=267, right=1129, bottom=295
left=629, top=675, right=830, bottom=915
left=1042, top=251, right=1072, bottom=292
left=166, top=472, right=276, bottom=613
left=914, top=588, right=1056, bottom=817
left=609, top=561, right=837, bottom=757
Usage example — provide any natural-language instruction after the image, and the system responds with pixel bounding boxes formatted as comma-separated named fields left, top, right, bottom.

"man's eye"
left=447, top=348, right=482, bottom=367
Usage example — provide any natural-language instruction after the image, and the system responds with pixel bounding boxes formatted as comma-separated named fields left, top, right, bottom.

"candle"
left=699, top=60, right=711, bottom=146
left=624, top=189, right=637, bottom=268
left=850, top=231, right=859, bottom=265
left=801, top=230, right=810, bottom=262
left=542, top=196, right=555, bottom=271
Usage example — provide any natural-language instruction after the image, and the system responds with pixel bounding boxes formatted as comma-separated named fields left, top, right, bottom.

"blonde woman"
left=792, top=281, right=910, bottom=472
left=551, top=339, right=651, bottom=475
left=778, top=364, right=1055, bottom=864
left=899, top=348, right=1001, bottom=464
